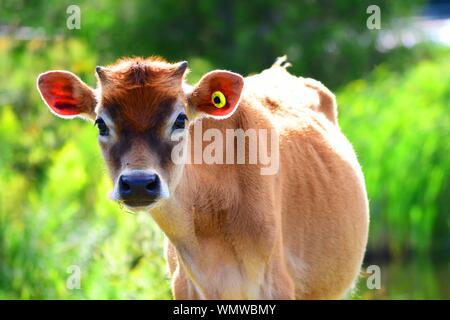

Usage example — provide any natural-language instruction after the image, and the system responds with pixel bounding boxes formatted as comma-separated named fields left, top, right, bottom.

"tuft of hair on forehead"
left=95, top=57, right=189, bottom=133
left=96, top=56, right=189, bottom=91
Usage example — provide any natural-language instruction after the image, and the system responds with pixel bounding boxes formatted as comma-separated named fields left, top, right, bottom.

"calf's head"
left=37, top=57, right=244, bottom=210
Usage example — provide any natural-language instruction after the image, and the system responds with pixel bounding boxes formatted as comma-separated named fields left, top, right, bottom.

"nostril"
left=145, top=175, right=159, bottom=192
left=119, top=176, right=131, bottom=193
left=145, top=181, right=155, bottom=191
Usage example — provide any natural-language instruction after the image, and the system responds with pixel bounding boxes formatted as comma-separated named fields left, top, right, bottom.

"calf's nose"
left=118, top=173, right=161, bottom=204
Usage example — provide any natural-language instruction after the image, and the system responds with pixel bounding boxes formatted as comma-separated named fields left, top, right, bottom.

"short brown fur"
left=38, top=56, right=369, bottom=300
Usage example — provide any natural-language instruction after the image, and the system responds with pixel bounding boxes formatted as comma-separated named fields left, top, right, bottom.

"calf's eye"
left=172, top=113, right=188, bottom=130
left=95, top=117, right=109, bottom=136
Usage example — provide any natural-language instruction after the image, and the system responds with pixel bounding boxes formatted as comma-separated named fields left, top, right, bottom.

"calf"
left=37, top=56, right=369, bottom=299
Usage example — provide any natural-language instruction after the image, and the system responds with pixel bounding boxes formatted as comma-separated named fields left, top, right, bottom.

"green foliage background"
left=0, top=0, right=448, bottom=299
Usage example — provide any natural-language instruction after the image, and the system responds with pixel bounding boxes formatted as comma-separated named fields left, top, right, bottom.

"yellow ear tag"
left=211, top=91, right=226, bottom=108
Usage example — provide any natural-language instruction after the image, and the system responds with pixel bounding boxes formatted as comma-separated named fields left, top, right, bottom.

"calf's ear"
left=187, top=70, right=244, bottom=119
left=36, top=70, right=96, bottom=120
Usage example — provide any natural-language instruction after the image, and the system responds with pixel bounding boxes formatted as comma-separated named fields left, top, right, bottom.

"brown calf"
left=37, top=56, right=369, bottom=299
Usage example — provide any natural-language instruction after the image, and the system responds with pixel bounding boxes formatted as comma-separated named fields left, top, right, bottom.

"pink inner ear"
left=41, top=80, right=81, bottom=116
left=196, top=76, right=243, bottom=117
left=52, top=99, right=80, bottom=116
left=199, top=98, right=235, bottom=117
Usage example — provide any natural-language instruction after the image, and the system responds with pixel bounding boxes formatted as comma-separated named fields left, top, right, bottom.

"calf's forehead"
left=97, top=86, right=182, bottom=132
left=93, top=56, right=188, bottom=132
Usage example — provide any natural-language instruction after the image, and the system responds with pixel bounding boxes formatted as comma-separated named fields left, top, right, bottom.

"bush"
left=338, top=52, right=450, bottom=257
left=0, top=39, right=170, bottom=299
left=0, top=0, right=423, bottom=88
